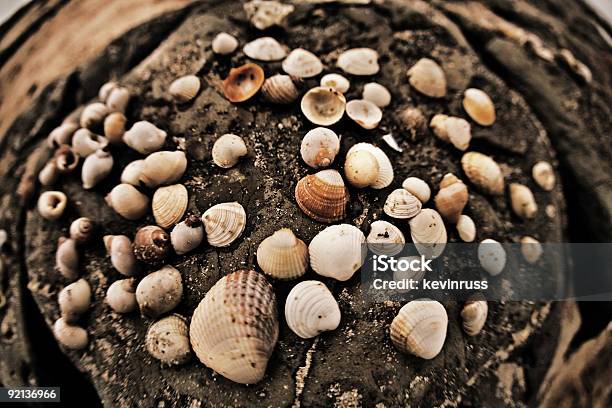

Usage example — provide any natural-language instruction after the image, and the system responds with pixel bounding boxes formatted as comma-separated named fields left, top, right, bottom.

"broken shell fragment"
left=409, top=209, right=447, bottom=259
left=397, top=106, right=427, bottom=141
left=38, top=191, right=67, bottom=221
left=456, top=214, right=476, bottom=242
left=136, top=265, right=183, bottom=318
left=367, top=220, right=405, bottom=256
left=295, top=169, right=349, bottom=223
left=212, top=134, right=248, bottom=168
left=72, top=128, right=108, bottom=157
left=362, top=82, right=391, bottom=108
left=212, top=32, right=239, bottom=55
left=309, top=224, right=365, bottom=281
left=320, top=73, right=350, bottom=93
left=430, top=114, right=471, bottom=151
left=106, top=86, right=130, bottom=113
left=169, top=75, right=201, bottom=103
left=244, top=0, right=294, bottom=30
left=56, top=237, right=79, bottom=280
left=202, top=202, right=247, bottom=247
left=532, top=161, right=555, bottom=191
left=345, top=99, right=382, bottom=129
left=133, top=226, right=171, bottom=265
left=139, top=150, right=187, bottom=188
left=80, top=102, right=109, bottom=128
left=461, top=152, right=505, bottom=195
left=261, top=74, right=300, bottom=104
left=47, top=122, right=78, bottom=147
left=407, top=58, right=447, bottom=98
left=285, top=280, right=341, bottom=339
left=434, top=175, right=468, bottom=223
left=478, top=239, right=506, bottom=276
left=282, top=48, right=323, bottom=78
left=384, top=189, right=422, bottom=219
left=104, top=112, right=127, bottom=144
left=300, top=127, right=340, bottom=168
left=106, top=278, right=137, bottom=313
left=509, top=183, right=538, bottom=220
left=300, top=86, right=346, bottom=126
left=58, top=278, right=91, bottom=323
left=53, top=318, right=88, bottom=350
left=104, top=235, right=138, bottom=276
left=153, top=184, right=188, bottom=229
left=402, top=177, right=430, bottom=203
left=256, top=228, right=309, bottom=280
left=345, top=143, right=393, bottom=189
left=120, top=159, right=145, bottom=186
left=81, top=148, right=113, bottom=189
left=105, top=184, right=149, bottom=220
left=69, top=217, right=95, bottom=243
left=243, top=37, right=286, bottom=61
left=520, top=236, right=543, bottom=264
left=223, top=63, right=265, bottom=103
left=146, top=314, right=191, bottom=365
left=382, top=133, right=402, bottom=152
left=463, top=88, right=495, bottom=126
left=123, top=121, right=167, bottom=155
left=171, top=215, right=204, bottom=255
left=461, top=294, right=488, bottom=336
left=337, top=48, right=379, bottom=76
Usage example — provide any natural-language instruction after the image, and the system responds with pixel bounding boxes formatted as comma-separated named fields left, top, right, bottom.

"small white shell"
left=463, top=88, right=495, bottom=126
left=81, top=149, right=113, bottom=189
left=509, top=183, right=538, bottom=220
left=301, top=87, right=346, bottom=126
left=520, top=236, right=542, bottom=264
left=120, top=159, right=145, bottom=186
left=212, top=32, right=239, bottom=55
left=532, top=161, right=555, bottom=191
left=367, top=220, right=405, bottom=256
left=362, top=82, right=391, bottom=108
left=99, top=81, right=118, bottom=102
left=243, top=37, right=287, bottom=61
left=146, top=314, right=191, bottom=365
left=461, top=294, right=488, bottom=336
left=409, top=209, right=447, bottom=259
left=170, top=215, right=204, bottom=255
left=47, top=122, right=78, bottom=147
left=282, top=48, right=323, bottom=78
left=53, top=318, right=88, bottom=350
left=105, top=184, right=149, bottom=220
left=80, top=102, right=109, bottom=128
left=136, top=265, right=183, bottom=318
left=320, top=73, right=350, bottom=93
left=244, top=0, right=294, bottom=30
left=106, top=87, right=130, bottom=113
left=72, top=128, right=108, bottom=157
left=345, top=99, right=382, bottom=129
left=285, top=280, right=341, bottom=339
left=337, top=48, right=379, bottom=75
left=407, top=58, right=447, bottom=98
left=212, top=134, right=248, bottom=169
left=104, top=235, right=138, bottom=276
left=456, top=214, right=476, bottom=242
left=38, top=161, right=59, bottom=186
left=478, top=239, right=506, bottom=276
left=345, top=142, right=393, bottom=189
left=309, top=224, right=365, bottom=281
left=257, top=228, right=309, bottom=280
left=202, top=202, right=247, bottom=247
left=430, top=114, right=471, bottom=151
left=402, top=177, right=431, bottom=203
left=69, top=217, right=95, bottom=243
left=123, top=121, right=167, bottom=155
left=38, top=191, right=67, bottom=221
left=139, top=150, right=187, bottom=188
left=106, top=278, right=137, bottom=313
left=55, top=145, right=79, bottom=173
left=300, top=127, right=340, bottom=168
left=384, top=189, right=422, bottom=219
left=58, top=278, right=91, bottom=323
left=169, top=75, right=201, bottom=103
left=56, top=237, right=79, bottom=280
left=153, top=184, right=188, bottom=229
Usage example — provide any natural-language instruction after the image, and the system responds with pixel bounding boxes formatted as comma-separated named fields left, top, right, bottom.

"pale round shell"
left=406, top=58, right=447, bottom=98
left=409, top=209, right=447, bottom=259
left=300, top=127, right=340, bottom=168
left=463, top=88, right=495, bottom=126
left=212, top=32, right=239, bottom=54
left=285, top=280, right=341, bottom=339
left=80, top=102, right=109, bottom=128
left=146, top=314, right=191, bottom=365
left=344, top=149, right=378, bottom=189
left=430, top=114, right=471, bottom=151
left=69, top=217, right=95, bottom=243
left=170, top=216, right=204, bottom=255
left=120, top=159, right=145, bottom=186
left=257, top=228, right=308, bottom=280
left=202, top=202, right=246, bottom=247
left=301, top=87, right=346, bottom=126
left=402, top=177, right=431, bottom=203
left=212, top=134, right=248, bottom=168
left=261, top=74, right=300, bottom=104
left=367, top=220, right=405, bottom=256
left=72, top=128, right=108, bottom=157
left=106, top=278, right=137, bottom=313
left=39, top=161, right=59, bottom=186
left=53, top=318, right=88, bottom=350
left=384, top=189, right=422, bottom=219
left=390, top=299, right=448, bottom=359
left=294, top=169, right=349, bottom=223
left=456, top=215, right=476, bottom=242
left=169, top=75, right=201, bottom=103
left=81, top=149, right=113, bottom=189
left=104, top=235, right=138, bottom=276
left=153, top=184, right=188, bottom=229
left=345, top=99, right=382, bottom=129
left=478, top=239, right=506, bottom=276
left=106, top=87, right=130, bottom=113
left=337, top=48, right=379, bottom=75
left=520, top=236, right=543, bottom=264
left=243, top=37, right=287, bottom=61
left=56, top=237, right=78, bottom=280
left=282, top=48, right=323, bottom=78
left=136, top=265, right=183, bottom=318
left=244, top=0, right=294, bottom=30
left=38, top=191, right=67, bottom=221
left=362, top=82, right=391, bottom=108
left=320, top=73, right=350, bottom=93
left=123, top=121, right=167, bottom=155
left=461, top=295, right=488, bottom=336
left=189, top=270, right=278, bottom=384
left=509, top=183, right=537, bottom=220
left=104, top=112, right=127, bottom=144
left=105, top=184, right=149, bottom=220
left=532, top=161, right=555, bottom=191
left=309, top=224, right=365, bottom=281
left=139, top=150, right=187, bottom=188
left=58, top=278, right=91, bottom=323
left=461, top=152, right=504, bottom=195
left=346, top=143, right=393, bottom=189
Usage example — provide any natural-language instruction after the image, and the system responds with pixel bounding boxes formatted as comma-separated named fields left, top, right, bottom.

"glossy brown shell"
left=223, top=63, right=265, bottom=103
left=294, top=169, right=349, bottom=223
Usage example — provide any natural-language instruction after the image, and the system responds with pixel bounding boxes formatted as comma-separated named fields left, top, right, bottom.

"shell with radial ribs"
left=58, top=279, right=91, bottom=323
left=463, top=88, right=495, bottom=126
left=123, top=121, right=167, bottom=155
left=294, top=169, right=349, bottom=223
left=409, top=209, right=447, bottom=259
left=309, top=224, right=365, bottom=281
left=300, top=87, right=346, bottom=126
left=367, top=220, right=405, bottom=256
left=461, top=294, right=488, bottom=336
left=345, top=143, right=393, bottom=189
left=152, top=184, right=188, bottom=229
left=202, top=202, right=246, bottom=247
left=133, top=226, right=171, bottom=265
left=106, top=278, right=137, bottom=313
left=38, top=191, right=67, bottom=221
left=72, top=128, right=108, bottom=157
left=146, top=314, right=192, bottom=365
left=434, top=175, right=468, bottom=223
left=56, top=237, right=78, bottom=280
left=346, top=99, right=382, bottom=129
left=402, top=177, right=430, bottom=203
left=384, top=189, right=422, bottom=219
left=104, top=235, right=138, bottom=276
left=532, top=161, right=555, bottom=191
left=257, top=228, right=308, bottom=280
left=300, top=127, right=340, bottom=168
left=430, top=114, right=471, bottom=151
left=320, top=73, right=350, bottom=93
left=520, top=236, right=542, bottom=264
left=261, top=74, right=300, bottom=104
left=223, top=63, right=265, bottom=102
left=244, top=0, right=294, bottom=30
left=69, top=217, right=95, bottom=243
left=478, top=239, right=506, bottom=276
left=282, top=48, right=323, bottom=78
left=461, top=152, right=504, bottom=195
left=285, top=280, right=341, bottom=338
left=212, top=32, right=238, bottom=54
left=169, top=75, right=201, bottom=103
left=189, top=270, right=278, bottom=384
left=171, top=215, right=204, bottom=255
left=212, top=134, right=248, bottom=168
left=337, top=48, right=379, bottom=75
left=81, top=149, right=113, bottom=189
left=139, top=150, right=187, bottom=188
left=80, top=102, right=109, bottom=129
left=362, top=82, right=391, bottom=108
left=136, top=265, right=183, bottom=318
left=406, top=58, right=447, bottom=98
left=105, top=184, right=149, bottom=220
left=456, top=215, right=476, bottom=242
left=243, top=37, right=286, bottom=61
left=510, top=183, right=538, bottom=219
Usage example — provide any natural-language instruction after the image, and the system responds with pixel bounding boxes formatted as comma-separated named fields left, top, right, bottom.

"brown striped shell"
left=294, top=169, right=349, bottom=223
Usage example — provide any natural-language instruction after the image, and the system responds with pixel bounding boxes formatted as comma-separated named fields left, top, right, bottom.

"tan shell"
left=153, top=184, right=188, bottom=229
left=72, top=128, right=108, bottom=157
left=81, top=148, right=113, bottom=189
left=136, top=265, right=183, bottom=318
left=120, top=159, right=145, bottom=186
left=390, top=299, right=448, bottom=359
left=337, top=48, right=379, bottom=75
left=520, top=236, right=543, bottom=264
left=106, top=87, right=130, bottom=113
left=58, top=278, right=91, bottom=323
left=39, top=160, right=59, bottom=186
left=532, top=161, right=555, bottom=191
left=300, top=86, right=346, bottom=126
left=300, top=127, right=340, bottom=168
left=139, top=150, right=187, bottom=188
left=309, top=224, right=365, bottom=281
left=105, top=278, right=137, bottom=313
left=202, top=202, right=247, bottom=247
left=53, top=318, right=88, bottom=350
left=212, top=32, right=239, bottom=55
left=285, top=280, right=341, bottom=339
left=133, top=226, right=171, bottom=265
left=461, top=294, right=488, bottom=336
left=38, top=191, right=67, bottom=221
left=456, top=214, right=476, bottom=242
left=345, top=143, right=393, bottom=189
left=103, top=235, right=138, bottom=276
left=56, top=237, right=79, bottom=280
left=212, top=134, right=248, bottom=168
left=384, top=189, right=422, bottom=219
left=367, top=220, right=405, bottom=256
left=69, top=217, right=95, bottom=243
left=409, top=209, right=447, bottom=259
left=105, top=184, right=149, bottom=220
left=478, top=239, right=506, bottom=276
left=146, top=314, right=191, bottom=365
left=430, top=114, right=472, bottom=151
left=189, top=270, right=279, bottom=384
left=320, top=73, right=350, bottom=93
left=294, top=169, right=349, bottom=223
left=170, top=215, right=204, bottom=255
left=509, top=183, right=538, bottom=219
left=434, top=176, right=468, bottom=223
left=80, top=102, right=109, bottom=128
left=463, top=88, right=495, bottom=126
left=169, top=75, right=201, bottom=103
left=223, top=63, right=265, bottom=102
left=54, top=145, right=79, bottom=173
left=282, top=48, right=323, bottom=78
left=344, top=149, right=378, bottom=188
left=104, top=112, right=127, bottom=144
left=244, top=0, right=294, bottom=29
left=362, top=82, right=391, bottom=108
left=345, top=99, right=382, bottom=129
left=243, top=37, right=287, bottom=61
left=261, top=74, right=300, bottom=104
left=47, top=122, right=78, bottom=147
left=461, top=152, right=504, bottom=195
left=397, top=106, right=427, bottom=140
left=256, top=228, right=309, bottom=280
left=402, top=177, right=431, bottom=203
left=99, top=81, right=118, bottom=102
left=123, top=121, right=167, bottom=155
left=407, top=58, right=447, bottom=98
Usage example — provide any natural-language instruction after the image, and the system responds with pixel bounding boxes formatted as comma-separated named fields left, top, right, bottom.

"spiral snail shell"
left=170, top=215, right=204, bottom=255
left=123, top=121, right=167, bottom=155
left=56, top=237, right=79, bottom=280
left=105, top=184, right=149, bottom=220
left=104, top=235, right=138, bottom=276
left=53, top=317, right=88, bottom=350
left=69, top=217, right=95, bottom=243
left=58, top=278, right=91, bottom=323
left=81, top=148, right=113, bottom=189
left=133, top=226, right=171, bottom=265
left=38, top=191, right=67, bottom=221
left=72, top=128, right=108, bottom=157
left=139, top=150, right=187, bottom=188
left=106, top=278, right=137, bottom=313
left=300, top=127, right=340, bottom=169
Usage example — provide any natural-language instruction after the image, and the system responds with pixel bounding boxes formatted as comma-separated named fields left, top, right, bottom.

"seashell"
left=300, top=87, right=346, bottom=126
left=152, top=184, right=188, bottom=229
left=72, top=128, right=108, bottom=157
left=56, top=237, right=79, bottom=280
left=212, top=134, right=248, bottom=168
left=478, top=239, right=506, bottom=276
left=320, top=73, right=350, bottom=93
left=282, top=48, right=323, bottom=78
left=545, top=204, right=556, bottom=218
left=170, top=215, right=204, bottom=255
left=136, top=265, right=183, bottom=318
left=212, top=32, right=239, bottom=55
left=390, top=299, right=448, bottom=359
left=439, top=173, right=460, bottom=189
left=406, top=58, right=447, bottom=98
left=362, top=82, right=391, bottom=108
left=104, top=235, right=138, bottom=276
left=461, top=294, right=487, bottom=336
left=133, top=226, right=171, bottom=265
left=434, top=175, right=468, bottom=223
left=309, top=224, right=365, bottom=281
left=337, top=48, right=379, bottom=75
left=105, top=184, right=149, bottom=220
left=106, top=278, right=137, bottom=313
left=397, top=106, right=427, bottom=141
left=409, top=209, right=447, bottom=259
left=139, top=150, right=187, bottom=188
left=261, top=74, right=300, bottom=104
left=103, top=112, right=127, bottom=144
left=81, top=148, right=113, bottom=189
left=53, top=318, right=88, bottom=350
left=99, top=81, right=118, bottom=102
left=244, top=0, right=294, bottom=30
left=120, top=159, right=145, bottom=186
left=402, top=177, right=430, bottom=203
left=285, top=280, right=340, bottom=338
left=461, top=152, right=504, bottom=195
left=256, top=228, right=308, bottom=280
left=430, top=114, right=471, bottom=151
left=58, top=278, right=91, bottom=323
left=345, top=142, right=393, bottom=189
left=80, top=102, right=109, bottom=128
left=346, top=99, right=382, bottom=129
left=202, top=202, right=246, bottom=247
left=123, top=121, right=167, bottom=155
left=509, top=183, right=538, bottom=220
left=106, top=87, right=130, bottom=113
left=243, top=37, right=286, bottom=61
left=300, top=127, right=340, bottom=168
left=69, top=217, right=95, bottom=243
left=294, top=169, right=349, bottom=223
left=520, top=236, right=542, bottom=264
left=367, top=220, right=405, bottom=256
left=146, top=314, right=191, bottom=365
left=532, top=161, right=555, bottom=191
left=38, top=160, right=59, bottom=186
left=47, top=122, right=78, bottom=147
left=223, top=63, right=265, bottom=103
left=382, top=133, right=402, bottom=152
left=169, top=75, right=200, bottom=103
left=190, top=270, right=278, bottom=384
left=38, top=191, right=67, bottom=221
left=54, top=145, right=78, bottom=173
left=384, top=189, right=422, bottom=219
left=456, top=214, right=476, bottom=242
left=344, top=149, right=378, bottom=188
left=463, top=88, right=495, bottom=126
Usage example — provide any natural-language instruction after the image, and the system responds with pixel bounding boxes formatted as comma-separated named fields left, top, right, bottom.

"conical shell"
left=320, top=73, right=350, bottom=93
left=261, top=74, right=300, bottom=104
left=384, top=189, right=422, bottom=219
left=430, top=114, right=471, bottom=151
left=434, top=178, right=468, bottom=223
left=212, top=134, right=248, bottom=168
left=189, top=270, right=279, bottom=384
left=532, top=161, right=555, bottom=191
left=38, top=191, right=67, bottom=221
left=346, top=143, right=393, bottom=189
left=406, top=58, right=447, bottom=98
left=139, top=150, right=187, bottom=188
left=72, top=128, right=108, bottom=157
left=285, top=280, right=341, bottom=339
left=510, top=183, right=537, bottom=220
left=104, top=235, right=138, bottom=276
left=294, top=169, right=349, bottom=223
left=337, top=48, right=379, bottom=75
left=223, top=63, right=265, bottom=102
left=169, top=75, right=201, bottom=103
left=463, top=88, right=495, bottom=126
left=123, top=121, right=167, bottom=155
left=106, top=87, right=130, bottom=113
left=282, top=48, right=323, bottom=78
left=133, top=226, right=171, bottom=265
left=202, top=202, right=246, bottom=247
left=105, top=184, right=149, bottom=220
left=146, top=314, right=191, bottom=365
left=153, top=184, right=188, bottom=229
left=346, top=99, right=382, bottom=129
left=456, top=214, right=476, bottom=243
left=81, top=149, right=113, bottom=189
left=390, top=299, right=448, bottom=359
left=136, top=265, right=183, bottom=318
left=256, top=228, right=308, bottom=280
left=367, top=220, right=405, bottom=256
left=300, top=127, right=340, bottom=168
left=520, top=236, right=542, bottom=264
left=244, top=0, right=294, bottom=30
left=171, top=215, right=204, bottom=255
left=300, top=87, right=346, bottom=126
left=402, top=177, right=431, bottom=203
left=56, top=237, right=79, bottom=280
left=461, top=152, right=504, bottom=195
left=409, top=209, right=447, bottom=259
left=461, top=294, right=487, bottom=336
left=309, top=224, right=365, bottom=281
left=362, top=82, right=391, bottom=108
left=120, top=159, right=145, bottom=186
left=212, top=32, right=238, bottom=55
left=104, top=112, right=127, bottom=144
left=478, top=239, right=506, bottom=276
left=69, top=217, right=95, bottom=243
left=80, top=102, right=109, bottom=128
left=106, top=278, right=137, bottom=313
left=243, top=37, right=287, bottom=61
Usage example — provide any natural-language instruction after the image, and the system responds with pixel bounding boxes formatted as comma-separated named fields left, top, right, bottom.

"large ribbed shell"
left=169, top=75, right=201, bottom=103
left=384, top=189, right=422, bottom=219
left=461, top=152, right=504, bottom=195
left=346, top=143, right=393, bottom=189
left=461, top=295, right=488, bottom=336
left=345, top=99, right=382, bottom=129
left=202, top=202, right=246, bottom=247
left=337, top=48, right=379, bottom=75
left=390, top=299, right=448, bottom=359
left=367, top=220, right=405, bottom=256
left=146, top=314, right=191, bottom=365
left=282, top=48, right=323, bottom=78
left=295, top=169, right=349, bottom=223
left=243, top=37, right=287, bottom=61
left=152, top=184, right=188, bottom=229
left=300, top=127, right=340, bottom=168
left=309, top=224, right=365, bottom=281
left=300, top=87, right=346, bottom=126
left=285, top=280, right=341, bottom=339
left=256, top=228, right=308, bottom=280
left=406, top=58, right=447, bottom=98
left=408, top=209, right=447, bottom=259
left=189, top=270, right=279, bottom=384
left=261, top=74, right=300, bottom=104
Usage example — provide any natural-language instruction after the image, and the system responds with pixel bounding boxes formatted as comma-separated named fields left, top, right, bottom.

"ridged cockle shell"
left=261, top=74, right=300, bottom=104
left=171, top=215, right=204, bottom=255
left=256, top=228, right=308, bottom=280
left=136, top=265, right=183, bottom=318
left=285, top=280, right=341, bottom=338
left=282, top=48, right=323, bottom=78
left=367, top=220, right=405, bottom=256
left=295, top=169, right=349, bottom=223
left=463, top=88, right=495, bottom=126
left=223, top=63, right=265, bottom=102
left=139, top=150, right=187, bottom=188
left=478, top=239, right=506, bottom=276
left=69, top=217, right=95, bottom=243
left=300, top=127, right=340, bottom=168
left=345, top=143, right=393, bottom=189
left=104, top=235, right=138, bottom=276
left=212, top=134, right=248, bottom=168
left=169, top=75, right=201, bottom=103
left=409, top=209, right=447, bottom=259
left=461, top=152, right=504, bottom=195
left=309, top=224, right=365, bottom=281
left=123, top=121, right=167, bottom=155
left=243, top=37, right=286, bottom=61
left=133, top=226, right=171, bottom=265
left=407, top=58, right=447, bottom=98
left=337, top=48, right=379, bottom=75
left=105, top=184, right=149, bottom=220
left=384, top=189, right=422, bottom=219
left=152, top=184, right=188, bottom=229
left=346, top=99, right=382, bottom=129
left=461, top=294, right=487, bottom=336
left=202, top=202, right=246, bottom=247
left=300, top=87, right=346, bottom=126
left=146, top=314, right=191, bottom=365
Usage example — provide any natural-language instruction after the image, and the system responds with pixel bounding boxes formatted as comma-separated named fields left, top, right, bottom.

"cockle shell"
left=38, top=191, right=67, bottom=221
left=72, top=128, right=108, bottom=157
left=133, top=226, right=171, bottom=265
left=171, top=215, right=204, bottom=255
left=384, top=189, right=422, bottom=219
left=390, top=299, right=448, bottom=359
left=104, top=112, right=127, bottom=144
left=120, top=159, right=145, bottom=186
left=397, top=106, right=427, bottom=141
left=294, top=169, right=349, bottom=223
left=81, top=148, right=113, bottom=189
left=106, top=87, right=130, bottom=113
left=309, top=224, right=366, bottom=281
left=136, top=265, right=183, bottom=318
left=202, top=202, right=247, bottom=247
left=58, top=278, right=91, bottom=323
left=300, top=127, right=340, bottom=168
left=99, top=81, right=118, bottom=102
left=106, top=278, right=137, bottom=313
left=345, top=143, right=393, bottom=189
left=212, top=134, right=248, bottom=168
left=345, top=99, right=382, bottom=129
left=367, top=220, right=405, bottom=256
left=463, top=88, right=495, bottom=126
left=53, top=318, right=88, bottom=350
left=169, top=75, right=201, bottom=103
left=300, top=86, right=346, bottom=126
left=430, top=114, right=471, bottom=151
left=105, top=184, right=149, bottom=220
left=139, top=150, right=187, bottom=188
left=243, top=37, right=287, bottom=61
left=509, top=183, right=537, bottom=220
left=461, top=294, right=488, bottom=336
left=285, top=280, right=341, bottom=338
left=123, top=121, right=167, bottom=155
left=189, top=269, right=278, bottom=384
left=56, top=237, right=79, bottom=280
left=223, top=63, right=265, bottom=102
left=256, top=228, right=308, bottom=280
left=434, top=176, right=468, bottom=223
left=461, top=152, right=504, bottom=195
left=39, top=160, right=59, bottom=186
left=409, top=209, right=447, bottom=259
left=54, top=145, right=78, bottom=173
left=337, top=48, right=379, bottom=75
left=402, top=177, right=430, bottom=203
left=532, top=161, right=555, bottom=191
left=282, top=48, right=323, bottom=78
left=104, top=235, right=138, bottom=276
left=320, top=73, right=350, bottom=93
left=406, top=58, right=447, bottom=98
left=456, top=214, right=476, bottom=242
left=362, top=82, right=391, bottom=108
left=261, top=74, right=300, bottom=104
left=478, top=239, right=506, bottom=276
left=80, top=102, right=109, bottom=128
left=69, top=217, right=95, bottom=243
left=152, top=184, right=188, bottom=229
left=520, top=236, right=542, bottom=264
left=146, top=314, right=191, bottom=365
left=212, top=32, right=239, bottom=55
left=47, top=122, right=78, bottom=147
left=244, top=0, right=294, bottom=30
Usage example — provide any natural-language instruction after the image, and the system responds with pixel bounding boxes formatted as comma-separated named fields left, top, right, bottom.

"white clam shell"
left=367, top=220, right=405, bottom=256
left=320, top=73, right=350, bottom=93
left=104, top=235, right=138, bottom=276
left=532, top=161, right=555, bottom=191
left=478, top=239, right=506, bottom=276
left=106, top=87, right=130, bottom=113
left=146, top=314, right=191, bottom=365
left=58, top=278, right=91, bottom=323
left=81, top=149, right=113, bottom=189
left=243, top=37, right=287, bottom=61
left=80, top=102, right=109, bottom=128
left=285, top=280, right=341, bottom=339
left=301, top=87, right=346, bottom=126
left=72, top=128, right=108, bottom=157
left=463, top=88, right=495, bottom=126
left=171, top=216, right=204, bottom=255
left=212, top=32, right=239, bottom=55
left=309, top=224, right=366, bottom=281
left=509, top=183, right=538, bottom=219
left=139, top=150, right=187, bottom=188
left=520, top=236, right=542, bottom=264
left=337, top=48, right=379, bottom=75
left=461, top=295, right=488, bottom=336
left=345, top=99, right=382, bottom=129
left=136, top=265, right=183, bottom=318
left=409, top=209, right=447, bottom=259
left=402, top=177, right=431, bottom=203
left=120, top=159, right=145, bottom=186
left=53, top=317, right=88, bottom=350
left=346, top=143, right=393, bottom=189
left=152, top=184, right=188, bottom=229
left=257, top=228, right=308, bottom=280
left=202, top=202, right=246, bottom=247
left=169, top=75, right=201, bottom=103
left=106, top=278, right=137, bottom=313
left=212, top=134, right=248, bottom=168
left=282, top=48, right=323, bottom=78
left=300, top=127, right=340, bottom=168
left=362, top=82, right=391, bottom=108
left=123, top=121, right=167, bottom=155
left=456, top=214, right=476, bottom=242
left=384, top=189, right=422, bottom=219
left=407, top=58, right=447, bottom=98
left=105, top=184, right=149, bottom=220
